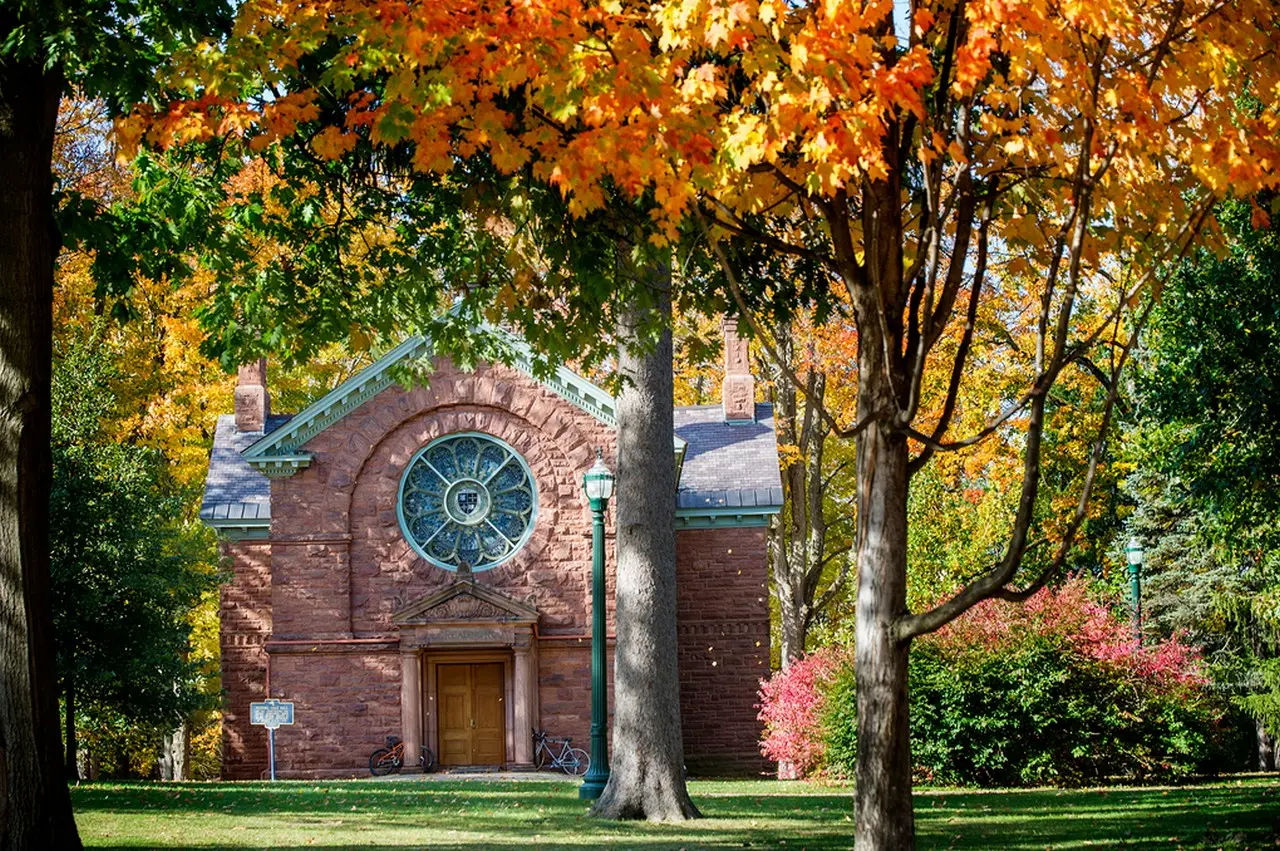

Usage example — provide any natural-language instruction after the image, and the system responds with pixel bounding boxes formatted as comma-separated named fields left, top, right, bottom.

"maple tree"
left=134, top=0, right=1280, bottom=843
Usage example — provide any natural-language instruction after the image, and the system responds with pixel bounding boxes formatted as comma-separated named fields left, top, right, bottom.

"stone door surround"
left=392, top=577, right=539, bottom=767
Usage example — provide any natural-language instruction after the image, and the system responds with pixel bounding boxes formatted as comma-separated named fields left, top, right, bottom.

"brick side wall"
left=676, top=527, right=772, bottom=776
left=220, top=540, right=272, bottom=780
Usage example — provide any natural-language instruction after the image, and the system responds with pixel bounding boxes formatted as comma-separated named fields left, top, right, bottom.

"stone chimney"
left=234, top=358, right=270, bottom=433
left=721, top=316, right=755, bottom=424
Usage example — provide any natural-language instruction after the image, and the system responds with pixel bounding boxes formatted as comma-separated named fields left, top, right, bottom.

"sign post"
left=249, top=699, right=295, bottom=781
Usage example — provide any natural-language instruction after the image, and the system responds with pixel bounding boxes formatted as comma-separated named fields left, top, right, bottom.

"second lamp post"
left=579, top=449, right=614, bottom=800
left=1125, top=537, right=1144, bottom=644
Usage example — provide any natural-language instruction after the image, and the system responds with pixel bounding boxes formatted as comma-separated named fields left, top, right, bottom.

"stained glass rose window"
left=397, top=433, right=538, bottom=571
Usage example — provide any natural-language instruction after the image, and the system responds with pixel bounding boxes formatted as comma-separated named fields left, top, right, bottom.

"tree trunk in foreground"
left=852, top=422, right=914, bottom=850
left=591, top=265, right=699, bottom=821
left=0, top=52, right=83, bottom=850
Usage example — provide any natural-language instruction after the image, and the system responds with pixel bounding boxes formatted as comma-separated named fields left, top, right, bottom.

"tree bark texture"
left=160, top=724, right=189, bottom=781
left=1258, top=719, right=1276, bottom=772
left=851, top=300, right=915, bottom=850
left=0, top=52, right=83, bottom=850
left=591, top=264, right=700, bottom=822
left=769, top=322, right=839, bottom=669
left=852, top=425, right=914, bottom=850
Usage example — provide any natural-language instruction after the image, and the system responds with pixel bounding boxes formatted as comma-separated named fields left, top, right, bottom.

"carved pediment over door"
left=392, top=580, right=539, bottom=628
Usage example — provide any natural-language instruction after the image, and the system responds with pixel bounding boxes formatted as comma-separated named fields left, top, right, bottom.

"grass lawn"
left=72, top=775, right=1279, bottom=850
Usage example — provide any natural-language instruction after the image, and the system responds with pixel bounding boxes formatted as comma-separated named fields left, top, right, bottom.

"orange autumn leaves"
left=127, top=0, right=1280, bottom=251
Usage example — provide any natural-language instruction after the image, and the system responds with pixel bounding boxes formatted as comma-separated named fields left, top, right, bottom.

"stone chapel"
left=201, top=320, right=781, bottom=779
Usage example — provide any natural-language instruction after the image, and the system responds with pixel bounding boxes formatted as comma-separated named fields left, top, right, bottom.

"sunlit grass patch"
left=73, top=775, right=1279, bottom=850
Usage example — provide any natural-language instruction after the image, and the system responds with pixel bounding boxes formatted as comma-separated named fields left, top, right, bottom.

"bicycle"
left=369, top=736, right=436, bottom=776
left=532, top=729, right=589, bottom=776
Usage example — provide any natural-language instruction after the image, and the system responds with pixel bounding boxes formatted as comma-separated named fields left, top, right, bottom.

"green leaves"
left=3, top=0, right=232, bottom=110
left=51, top=332, right=217, bottom=727
left=1124, top=198, right=1280, bottom=739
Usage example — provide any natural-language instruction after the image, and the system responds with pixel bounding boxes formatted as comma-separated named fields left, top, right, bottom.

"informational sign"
left=249, top=699, right=295, bottom=730
left=249, top=699, right=294, bottom=780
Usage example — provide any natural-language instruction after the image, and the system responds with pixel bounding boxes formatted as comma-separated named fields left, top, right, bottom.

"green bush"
left=763, top=580, right=1233, bottom=786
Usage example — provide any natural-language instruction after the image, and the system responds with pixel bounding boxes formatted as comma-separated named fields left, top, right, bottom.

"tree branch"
left=895, top=297, right=1154, bottom=640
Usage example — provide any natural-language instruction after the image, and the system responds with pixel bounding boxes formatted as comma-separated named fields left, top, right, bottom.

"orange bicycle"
left=369, top=736, right=436, bottom=776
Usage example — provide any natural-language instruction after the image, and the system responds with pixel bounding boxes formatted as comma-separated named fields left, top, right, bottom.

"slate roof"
left=673, top=403, right=784, bottom=511
left=199, top=414, right=291, bottom=525
left=201, top=395, right=782, bottom=526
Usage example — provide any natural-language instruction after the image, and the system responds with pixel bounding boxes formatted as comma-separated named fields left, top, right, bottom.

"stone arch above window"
left=397, top=432, right=538, bottom=572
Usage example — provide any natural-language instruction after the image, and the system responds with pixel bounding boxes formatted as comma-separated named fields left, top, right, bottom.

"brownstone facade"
left=207, top=347, right=777, bottom=780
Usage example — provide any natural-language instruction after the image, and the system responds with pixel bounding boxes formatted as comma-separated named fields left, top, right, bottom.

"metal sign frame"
left=249, top=699, right=295, bottom=780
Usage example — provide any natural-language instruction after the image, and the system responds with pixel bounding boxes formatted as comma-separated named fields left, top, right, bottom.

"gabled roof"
left=240, top=328, right=619, bottom=477
left=199, top=413, right=291, bottom=536
left=674, top=404, right=783, bottom=528
left=201, top=328, right=783, bottom=536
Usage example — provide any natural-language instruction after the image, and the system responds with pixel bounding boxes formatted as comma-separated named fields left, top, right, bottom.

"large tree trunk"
left=591, top=263, right=699, bottom=822
left=0, top=52, right=82, bottom=850
left=848, top=179, right=915, bottom=847
left=852, top=423, right=914, bottom=850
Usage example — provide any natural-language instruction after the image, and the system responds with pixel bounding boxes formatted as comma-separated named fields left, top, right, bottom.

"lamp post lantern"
left=579, top=448, right=614, bottom=800
left=1125, top=537, right=1144, bottom=643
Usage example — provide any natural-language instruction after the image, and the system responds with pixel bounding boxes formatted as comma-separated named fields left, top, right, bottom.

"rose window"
left=398, top=433, right=538, bottom=571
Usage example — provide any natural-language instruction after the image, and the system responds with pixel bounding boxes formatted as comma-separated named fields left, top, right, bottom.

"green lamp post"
left=1125, top=537, right=1144, bottom=644
left=579, top=449, right=615, bottom=800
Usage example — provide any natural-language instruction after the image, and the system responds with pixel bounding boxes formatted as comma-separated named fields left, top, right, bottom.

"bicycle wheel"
left=419, top=747, right=436, bottom=772
left=369, top=747, right=401, bottom=776
left=564, top=747, right=590, bottom=777
left=534, top=745, right=547, bottom=770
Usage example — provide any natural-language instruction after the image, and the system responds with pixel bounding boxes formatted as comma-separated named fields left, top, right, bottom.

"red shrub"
left=757, top=645, right=847, bottom=777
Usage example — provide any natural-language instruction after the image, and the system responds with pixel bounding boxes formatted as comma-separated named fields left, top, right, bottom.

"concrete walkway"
left=369, top=769, right=575, bottom=782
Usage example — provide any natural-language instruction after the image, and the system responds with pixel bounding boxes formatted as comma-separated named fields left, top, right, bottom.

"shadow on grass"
left=73, top=777, right=1280, bottom=851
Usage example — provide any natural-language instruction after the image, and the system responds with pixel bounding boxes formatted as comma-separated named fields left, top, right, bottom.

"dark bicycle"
left=532, top=729, right=589, bottom=776
left=369, top=736, right=436, bottom=776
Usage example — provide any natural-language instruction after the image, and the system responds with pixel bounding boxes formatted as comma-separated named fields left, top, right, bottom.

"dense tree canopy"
left=125, top=1, right=1280, bottom=846
left=1125, top=198, right=1280, bottom=767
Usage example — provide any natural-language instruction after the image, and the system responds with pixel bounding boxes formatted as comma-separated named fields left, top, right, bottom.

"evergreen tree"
left=1125, top=199, right=1280, bottom=768
left=51, top=335, right=216, bottom=778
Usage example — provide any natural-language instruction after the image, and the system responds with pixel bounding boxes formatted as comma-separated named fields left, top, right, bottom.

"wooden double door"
left=437, top=663, right=506, bottom=766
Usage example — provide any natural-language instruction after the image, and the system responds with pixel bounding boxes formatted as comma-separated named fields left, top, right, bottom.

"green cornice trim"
left=673, top=436, right=688, bottom=489
left=247, top=453, right=313, bottom=477
left=487, top=325, right=617, bottom=427
left=207, top=519, right=270, bottom=540
left=674, top=505, right=778, bottom=529
left=245, top=336, right=432, bottom=466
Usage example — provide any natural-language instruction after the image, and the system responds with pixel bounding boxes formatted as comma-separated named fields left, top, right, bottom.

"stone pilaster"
left=400, top=650, right=422, bottom=767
